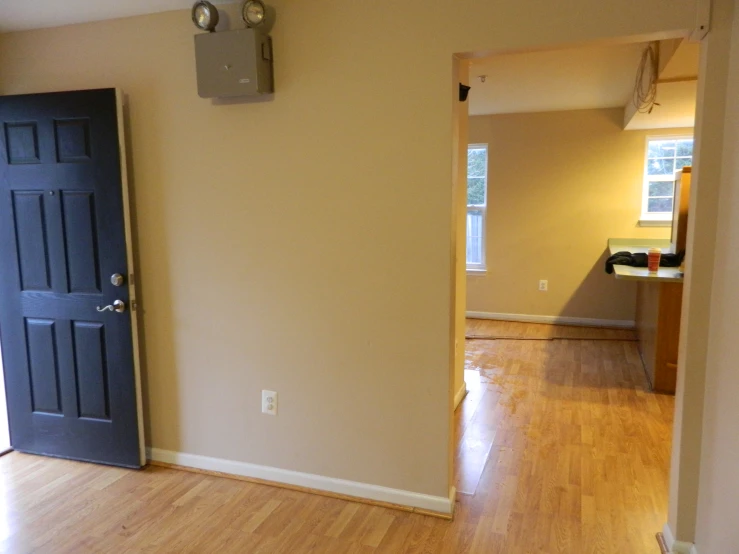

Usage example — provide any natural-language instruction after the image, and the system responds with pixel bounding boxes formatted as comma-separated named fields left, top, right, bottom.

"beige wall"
left=467, top=109, right=690, bottom=322
left=693, top=0, right=739, bottom=550
left=0, top=0, right=701, bottom=499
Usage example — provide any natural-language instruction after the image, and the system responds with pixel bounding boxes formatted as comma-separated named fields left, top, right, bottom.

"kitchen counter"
left=608, top=238, right=684, bottom=283
left=608, top=238, right=683, bottom=393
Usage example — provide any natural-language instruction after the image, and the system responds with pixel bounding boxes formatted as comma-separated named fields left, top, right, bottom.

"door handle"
left=96, top=300, right=126, bottom=313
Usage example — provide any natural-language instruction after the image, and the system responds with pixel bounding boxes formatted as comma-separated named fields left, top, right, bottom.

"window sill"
left=638, top=218, right=672, bottom=228
left=467, top=268, right=487, bottom=275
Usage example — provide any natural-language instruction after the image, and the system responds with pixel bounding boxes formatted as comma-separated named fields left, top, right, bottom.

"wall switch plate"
left=539, top=280, right=548, bottom=291
left=262, top=390, right=278, bottom=415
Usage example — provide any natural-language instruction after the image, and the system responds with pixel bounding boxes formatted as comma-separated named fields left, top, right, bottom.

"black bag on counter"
left=605, top=251, right=685, bottom=275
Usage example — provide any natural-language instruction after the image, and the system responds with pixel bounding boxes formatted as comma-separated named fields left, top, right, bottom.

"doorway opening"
left=451, top=36, right=700, bottom=548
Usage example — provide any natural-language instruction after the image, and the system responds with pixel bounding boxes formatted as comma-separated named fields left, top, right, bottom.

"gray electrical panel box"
left=194, top=28, right=273, bottom=98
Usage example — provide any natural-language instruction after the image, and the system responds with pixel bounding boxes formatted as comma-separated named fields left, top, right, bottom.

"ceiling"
left=467, top=43, right=647, bottom=117
left=0, top=0, right=233, bottom=33
left=467, top=41, right=699, bottom=130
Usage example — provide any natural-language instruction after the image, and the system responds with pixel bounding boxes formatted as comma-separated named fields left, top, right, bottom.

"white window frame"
left=640, top=135, right=693, bottom=225
left=466, top=144, right=488, bottom=272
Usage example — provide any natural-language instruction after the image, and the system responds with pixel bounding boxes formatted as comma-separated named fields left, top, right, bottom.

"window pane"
left=467, top=237, right=481, bottom=265
left=648, top=197, right=674, bottom=213
left=643, top=138, right=692, bottom=216
left=649, top=181, right=673, bottom=197
left=467, top=149, right=487, bottom=178
left=647, top=158, right=675, bottom=176
left=466, top=146, right=487, bottom=266
left=648, top=140, right=677, bottom=157
left=467, top=210, right=482, bottom=238
left=676, top=140, right=694, bottom=157
left=675, top=157, right=692, bottom=170
left=468, top=177, right=486, bottom=205
left=466, top=211, right=483, bottom=265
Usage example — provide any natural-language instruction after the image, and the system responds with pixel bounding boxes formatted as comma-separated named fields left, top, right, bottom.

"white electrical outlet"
left=262, top=390, right=278, bottom=415
left=539, top=280, right=548, bottom=291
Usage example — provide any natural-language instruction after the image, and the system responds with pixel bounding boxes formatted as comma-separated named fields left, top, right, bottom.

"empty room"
left=0, top=0, right=737, bottom=553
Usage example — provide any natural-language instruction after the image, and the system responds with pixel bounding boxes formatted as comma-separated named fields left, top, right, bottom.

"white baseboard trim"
left=147, top=447, right=454, bottom=515
left=466, top=311, right=635, bottom=329
left=454, top=383, right=468, bottom=410
left=662, top=523, right=697, bottom=554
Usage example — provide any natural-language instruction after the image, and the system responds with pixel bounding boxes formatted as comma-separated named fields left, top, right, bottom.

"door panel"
left=62, top=191, right=102, bottom=294
left=25, top=318, right=62, bottom=414
left=4, top=122, right=40, bottom=165
left=72, top=321, right=110, bottom=421
left=12, top=191, right=52, bottom=291
left=0, top=89, right=143, bottom=468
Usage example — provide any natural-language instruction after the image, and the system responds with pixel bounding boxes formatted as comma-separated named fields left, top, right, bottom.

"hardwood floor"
left=458, top=323, right=673, bottom=553
left=0, top=322, right=672, bottom=553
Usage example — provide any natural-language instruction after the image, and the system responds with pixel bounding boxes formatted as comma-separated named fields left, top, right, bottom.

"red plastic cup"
left=648, top=248, right=662, bottom=272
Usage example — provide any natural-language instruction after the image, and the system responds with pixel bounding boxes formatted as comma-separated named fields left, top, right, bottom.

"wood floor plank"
left=325, top=502, right=362, bottom=538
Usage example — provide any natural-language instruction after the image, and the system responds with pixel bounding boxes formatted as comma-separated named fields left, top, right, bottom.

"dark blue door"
left=0, top=89, right=143, bottom=468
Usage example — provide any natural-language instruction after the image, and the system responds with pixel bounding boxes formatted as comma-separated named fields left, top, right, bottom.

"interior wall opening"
left=451, top=35, right=700, bottom=548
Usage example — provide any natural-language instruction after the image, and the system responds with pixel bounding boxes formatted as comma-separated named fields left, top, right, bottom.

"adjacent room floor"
left=0, top=321, right=673, bottom=553
left=455, top=319, right=673, bottom=553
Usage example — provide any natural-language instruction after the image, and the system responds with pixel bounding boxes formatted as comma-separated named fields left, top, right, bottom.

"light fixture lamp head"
left=192, top=1, right=220, bottom=32
left=242, top=0, right=267, bottom=27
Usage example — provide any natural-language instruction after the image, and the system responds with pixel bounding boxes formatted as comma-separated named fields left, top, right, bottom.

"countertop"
left=608, top=238, right=684, bottom=283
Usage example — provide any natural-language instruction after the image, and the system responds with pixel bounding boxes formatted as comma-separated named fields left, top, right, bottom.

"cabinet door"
left=653, top=283, right=684, bottom=393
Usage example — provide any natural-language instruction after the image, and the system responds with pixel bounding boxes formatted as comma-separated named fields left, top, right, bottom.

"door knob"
left=96, top=300, right=126, bottom=313
left=111, top=273, right=125, bottom=287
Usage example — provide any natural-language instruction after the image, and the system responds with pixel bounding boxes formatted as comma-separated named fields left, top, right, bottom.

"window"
left=642, top=137, right=694, bottom=222
left=467, top=144, right=488, bottom=271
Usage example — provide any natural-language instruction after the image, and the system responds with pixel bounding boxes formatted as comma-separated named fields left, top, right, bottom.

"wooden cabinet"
left=631, top=167, right=691, bottom=394
left=671, top=167, right=692, bottom=254
left=631, top=168, right=691, bottom=394
left=670, top=166, right=693, bottom=253
left=636, top=281, right=683, bottom=393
